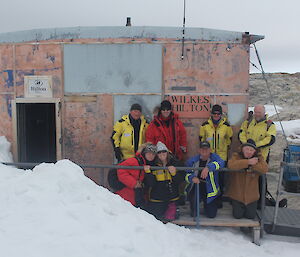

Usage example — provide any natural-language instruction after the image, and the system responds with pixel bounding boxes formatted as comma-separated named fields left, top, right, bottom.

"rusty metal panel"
left=0, top=94, right=13, bottom=141
left=13, top=44, right=63, bottom=98
left=180, top=118, right=202, bottom=160
left=164, top=43, right=249, bottom=94
left=64, top=44, right=162, bottom=94
left=63, top=95, right=113, bottom=184
left=0, top=45, right=14, bottom=93
left=113, top=95, right=161, bottom=122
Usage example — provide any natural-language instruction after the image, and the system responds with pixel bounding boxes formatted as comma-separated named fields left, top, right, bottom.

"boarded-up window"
left=64, top=44, right=162, bottom=94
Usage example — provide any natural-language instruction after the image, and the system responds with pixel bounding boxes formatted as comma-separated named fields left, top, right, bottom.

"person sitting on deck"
left=185, top=141, right=224, bottom=218
left=144, top=141, right=184, bottom=221
left=227, top=139, right=268, bottom=219
left=116, top=143, right=157, bottom=208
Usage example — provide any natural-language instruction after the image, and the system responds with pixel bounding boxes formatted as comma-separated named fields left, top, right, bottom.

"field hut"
left=0, top=26, right=263, bottom=184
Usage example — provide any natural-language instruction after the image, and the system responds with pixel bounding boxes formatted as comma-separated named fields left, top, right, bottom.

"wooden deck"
left=171, top=202, right=261, bottom=245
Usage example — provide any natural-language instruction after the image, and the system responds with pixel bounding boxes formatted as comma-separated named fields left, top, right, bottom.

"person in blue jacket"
left=185, top=141, right=225, bottom=218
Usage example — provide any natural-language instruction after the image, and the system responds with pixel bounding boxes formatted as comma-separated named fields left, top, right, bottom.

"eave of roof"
left=0, top=26, right=264, bottom=44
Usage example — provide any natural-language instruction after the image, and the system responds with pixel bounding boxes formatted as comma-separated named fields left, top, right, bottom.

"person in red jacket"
left=146, top=100, right=187, bottom=161
left=116, top=143, right=157, bottom=207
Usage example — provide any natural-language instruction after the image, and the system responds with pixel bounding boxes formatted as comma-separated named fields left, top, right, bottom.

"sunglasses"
left=212, top=112, right=221, bottom=115
left=157, top=150, right=168, bottom=154
left=161, top=108, right=171, bottom=111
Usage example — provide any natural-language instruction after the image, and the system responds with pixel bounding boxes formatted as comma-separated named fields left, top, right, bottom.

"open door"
left=12, top=98, right=62, bottom=163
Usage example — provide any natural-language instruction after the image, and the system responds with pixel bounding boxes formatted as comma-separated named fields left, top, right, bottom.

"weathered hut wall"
left=0, top=27, right=258, bottom=185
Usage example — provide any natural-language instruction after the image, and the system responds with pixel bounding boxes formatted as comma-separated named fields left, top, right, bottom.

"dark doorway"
left=17, top=103, right=56, bottom=163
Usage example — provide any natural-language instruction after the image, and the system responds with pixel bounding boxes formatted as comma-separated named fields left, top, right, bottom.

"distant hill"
left=249, top=73, right=300, bottom=120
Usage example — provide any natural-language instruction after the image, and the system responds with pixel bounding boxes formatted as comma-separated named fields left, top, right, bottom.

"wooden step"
left=172, top=202, right=260, bottom=227
left=171, top=202, right=261, bottom=245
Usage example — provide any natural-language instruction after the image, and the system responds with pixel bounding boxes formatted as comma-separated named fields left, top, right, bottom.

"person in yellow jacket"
left=199, top=104, right=233, bottom=162
left=199, top=104, right=233, bottom=206
left=111, top=103, right=148, bottom=161
left=238, top=104, right=276, bottom=162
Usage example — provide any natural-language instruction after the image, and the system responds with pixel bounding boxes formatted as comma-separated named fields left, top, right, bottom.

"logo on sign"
left=30, top=80, right=46, bottom=92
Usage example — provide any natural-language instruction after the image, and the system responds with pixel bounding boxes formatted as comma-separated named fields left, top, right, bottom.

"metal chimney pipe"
left=126, top=17, right=131, bottom=26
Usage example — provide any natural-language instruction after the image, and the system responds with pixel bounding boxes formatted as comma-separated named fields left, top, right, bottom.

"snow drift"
left=0, top=157, right=299, bottom=257
left=0, top=136, right=13, bottom=162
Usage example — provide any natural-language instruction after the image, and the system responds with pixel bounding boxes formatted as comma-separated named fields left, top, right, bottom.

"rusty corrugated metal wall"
left=0, top=26, right=263, bottom=185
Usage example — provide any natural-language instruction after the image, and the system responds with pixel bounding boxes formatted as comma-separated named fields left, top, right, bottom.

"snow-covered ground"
left=274, top=120, right=300, bottom=144
left=0, top=138, right=299, bottom=257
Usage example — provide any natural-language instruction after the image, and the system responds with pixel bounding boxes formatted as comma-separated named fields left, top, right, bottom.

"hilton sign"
left=166, top=95, right=210, bottom=118
left=24, top=76, right=53, bottom=98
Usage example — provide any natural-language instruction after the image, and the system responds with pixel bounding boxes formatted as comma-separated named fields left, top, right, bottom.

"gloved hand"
left=180, top=146, right=187, bottom=153
left=114, top=147, right=123, bottom=162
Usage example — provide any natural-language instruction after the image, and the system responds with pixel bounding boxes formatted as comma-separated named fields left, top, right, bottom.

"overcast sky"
left=0, top=0, right=299, bottom=73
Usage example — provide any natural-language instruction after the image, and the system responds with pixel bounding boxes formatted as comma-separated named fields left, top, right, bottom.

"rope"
left=181, top=0, right=186, bottom=60
left=250, top=61, right=262, bottom=72
left=252, top=43, right=289, bottom=147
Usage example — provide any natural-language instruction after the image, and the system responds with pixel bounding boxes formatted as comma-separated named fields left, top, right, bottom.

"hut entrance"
left=12, top=99, right=62, bottom=163
left=17, top=103, right=56, bottom=163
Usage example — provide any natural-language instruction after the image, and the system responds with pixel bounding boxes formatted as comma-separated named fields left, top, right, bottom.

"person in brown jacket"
left=227, top=139, right=268, bottom=219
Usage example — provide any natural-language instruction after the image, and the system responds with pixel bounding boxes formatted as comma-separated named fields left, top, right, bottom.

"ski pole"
left=196, top=182, right=200, bottom=229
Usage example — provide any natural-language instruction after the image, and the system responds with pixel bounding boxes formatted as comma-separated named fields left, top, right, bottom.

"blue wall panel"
left=64, top=44, right=162, bottom=93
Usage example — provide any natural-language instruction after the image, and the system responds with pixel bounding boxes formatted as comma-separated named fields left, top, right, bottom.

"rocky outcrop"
left=249, top=73, right=300, bottom=208
left=250, top=73, right=300, bottom=120
left=249, top=73, right=300, bottom=172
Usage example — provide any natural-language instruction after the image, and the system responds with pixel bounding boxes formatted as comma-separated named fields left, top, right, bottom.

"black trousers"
left=188, top=187, right=218, bottom=218
left=232, top=200, right=257, bottom=219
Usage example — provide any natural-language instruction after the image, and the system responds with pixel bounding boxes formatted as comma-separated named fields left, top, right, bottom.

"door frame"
left=11, top=98, right=62, bottom=162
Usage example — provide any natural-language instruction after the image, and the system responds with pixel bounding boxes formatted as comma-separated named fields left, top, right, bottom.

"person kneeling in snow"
left=116, top=143, right=157, bottom=208
left=144, top=141, right=184, bottom=221
left=186, top=141, right=224, bottom=218
left=227, top=139, right=268, bottom=219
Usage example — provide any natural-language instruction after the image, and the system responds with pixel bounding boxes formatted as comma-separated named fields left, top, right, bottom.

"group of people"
left=111, top=100, right=276, bottom=221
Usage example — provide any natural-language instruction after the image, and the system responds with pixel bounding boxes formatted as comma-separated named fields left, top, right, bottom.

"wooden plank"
left=11, top=100, right=17, bottom=161
left=55, top=101, right=62, bottom=160
left=173, top=202, right=260, bottom=228
left=64, top=95, right=97, bottom=102
left=172, top=216, right=260, bottom=227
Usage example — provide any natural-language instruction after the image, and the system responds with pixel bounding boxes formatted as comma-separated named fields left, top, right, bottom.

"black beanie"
left=130, top=103, right=142, bottom=112
left=160, top=100, right=172, bottom=110
left=242, top=139, right=257, bottom=150
left=211, top=104, right=223, bottom=114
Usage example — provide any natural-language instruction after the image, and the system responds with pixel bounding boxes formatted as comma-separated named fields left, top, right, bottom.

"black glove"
left=114, top=147, right=123, bottom=162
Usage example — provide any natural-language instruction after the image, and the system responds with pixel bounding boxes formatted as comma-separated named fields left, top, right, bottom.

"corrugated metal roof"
left=0, top=26, right=264, bottom=44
